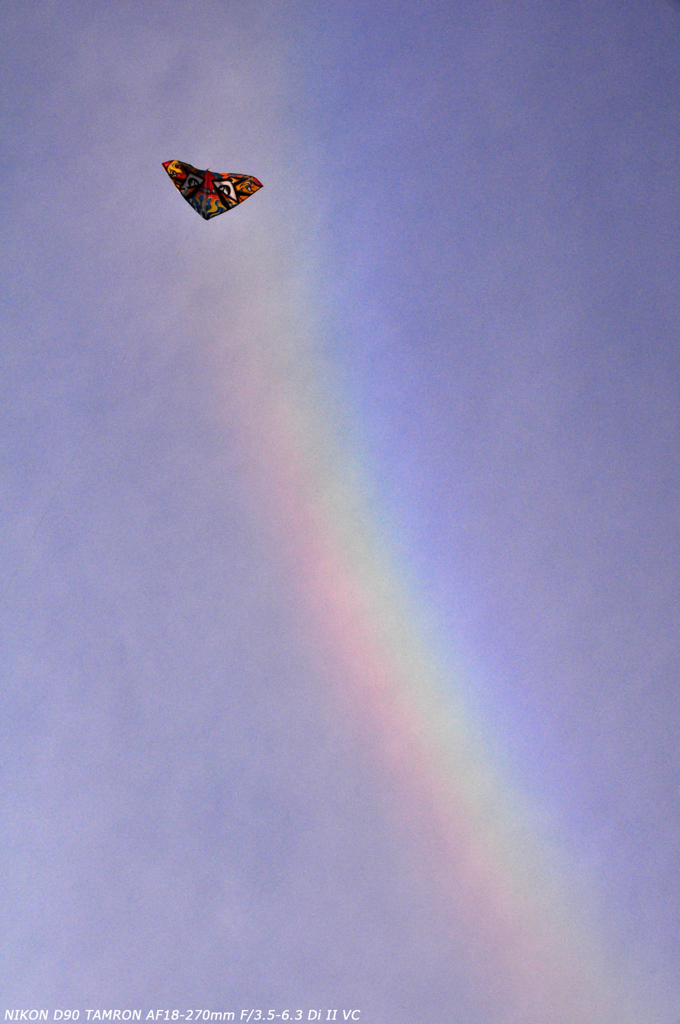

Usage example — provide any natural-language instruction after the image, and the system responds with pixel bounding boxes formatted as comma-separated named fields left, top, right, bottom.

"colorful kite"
left=162, top=160, right=263, bottom=220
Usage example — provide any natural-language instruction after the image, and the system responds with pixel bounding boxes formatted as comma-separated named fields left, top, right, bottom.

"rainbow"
left=196, top=205, right=638, bottom=1024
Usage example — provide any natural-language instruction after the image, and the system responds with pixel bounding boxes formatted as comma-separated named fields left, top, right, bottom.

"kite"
left=162, top=160, right=263, bottom=220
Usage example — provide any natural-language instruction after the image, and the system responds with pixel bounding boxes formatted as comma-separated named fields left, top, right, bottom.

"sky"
left=1, top=1, right=680, bottom=1022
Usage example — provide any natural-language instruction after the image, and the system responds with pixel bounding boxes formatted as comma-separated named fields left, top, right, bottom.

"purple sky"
left=2, top=2, right=680, bottom=1021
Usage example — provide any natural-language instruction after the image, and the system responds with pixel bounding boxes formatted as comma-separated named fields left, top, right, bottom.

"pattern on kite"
left=163, top=160, right=263, bottom=220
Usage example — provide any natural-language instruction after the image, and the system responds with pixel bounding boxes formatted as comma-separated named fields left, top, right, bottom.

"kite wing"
left=163, top=160, right=263, bottom=220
